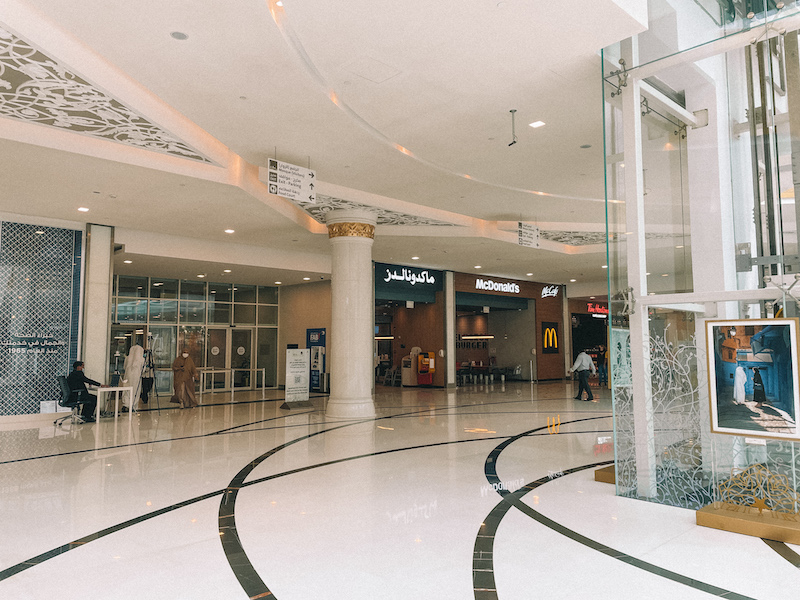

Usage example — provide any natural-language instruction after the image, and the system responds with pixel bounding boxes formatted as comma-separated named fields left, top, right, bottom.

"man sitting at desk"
left=67, top=361, right=104, bottom=423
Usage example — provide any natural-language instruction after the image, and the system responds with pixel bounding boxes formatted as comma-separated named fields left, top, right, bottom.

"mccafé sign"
left=475, top=278, right=520, bottom=294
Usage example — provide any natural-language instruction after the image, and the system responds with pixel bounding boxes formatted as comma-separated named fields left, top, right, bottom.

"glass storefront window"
left=209, top=282, right=232, bottom=302
left=208, top=302, right=231, bottom=325
left=258, top=305, right=278, bottom=325
left=149, top=300, right=178, bottom=323
left=150, top=325, right=177, bottom=394
left=180, top=301, right=205, bottom=324
left=180, top=280, right=206, bottom=300
left=258, top=286, right=278, bottom=304
left=234, top=304, right=256, bottom=325
left=150, top=278, right=178, bottom=298
left=178, top=326, right=205, bottom=368
left=116, top=298, right=147, bottom=322
left=234, top=284, right=256, bottom=303
left=118, top=276, right=148, bottom=297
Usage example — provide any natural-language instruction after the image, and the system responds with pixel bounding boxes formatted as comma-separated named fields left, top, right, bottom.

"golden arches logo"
left=543, top=327, right=558, bottom=349
left=547, top=415, right=561, bottom=434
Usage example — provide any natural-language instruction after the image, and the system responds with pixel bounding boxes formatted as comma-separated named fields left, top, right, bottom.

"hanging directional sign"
left=518, top=222, right=540, bottom=248
left=259, top=159, right=316, bottom=204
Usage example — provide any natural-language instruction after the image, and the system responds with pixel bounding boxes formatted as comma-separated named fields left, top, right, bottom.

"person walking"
left=569, top=349, right=596, bottom=401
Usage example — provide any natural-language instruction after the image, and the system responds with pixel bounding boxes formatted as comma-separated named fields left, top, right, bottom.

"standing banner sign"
left=281, top=349, right=312, bottom=409
left=306, top=328, right=326, bottom=392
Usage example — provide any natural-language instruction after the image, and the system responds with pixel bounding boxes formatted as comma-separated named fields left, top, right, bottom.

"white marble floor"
left=0, top=381, right=798, bottom=599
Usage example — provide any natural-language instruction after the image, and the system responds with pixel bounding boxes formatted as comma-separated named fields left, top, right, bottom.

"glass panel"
left=209, top=282, right=233, bottom=302
left=207, top=302, right=231, bottom=325
left=150, top=278, right=178, bottom=299
left=232, top=329, right=252, bottom=388
left=206, top=328, right=227, bottom=390
left=257, top=305, right=278, bottom=325
left=258, top=286, right=278, bottom=304
left=234, top=304, right=256, bottom=325
left=257, top=328, right=278, bottom=387
left=118, top=276, right=148, bottom=297
left=178, top=326, right=205, bottom=368
left=149, top=325, right=177, bottom=395
left=180, top=301, right=205, bottom=324
left=116, top=298, right=147, bottom=323
left=180, top=280, right=206, bottom=300
left=149, top=300, right=178, bottom=323
left=234, top=284, right=256, bottom=303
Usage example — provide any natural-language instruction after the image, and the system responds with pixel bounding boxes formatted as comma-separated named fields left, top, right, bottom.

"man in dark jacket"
left=66, top=361, right=102, bottom=422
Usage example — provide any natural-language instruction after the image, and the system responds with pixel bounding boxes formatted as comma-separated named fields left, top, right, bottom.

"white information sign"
left=518, top=222, right=540, bottom=248
left=260, top=159, right=316, bottom=204
left=285, top=348, right=310, bottom=404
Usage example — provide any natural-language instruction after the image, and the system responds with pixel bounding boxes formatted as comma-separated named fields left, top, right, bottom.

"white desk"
left=94, top=386, right=134, bottom=422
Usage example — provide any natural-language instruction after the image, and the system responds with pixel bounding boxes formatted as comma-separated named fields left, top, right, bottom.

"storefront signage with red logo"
left=587, top=303, right=609, bottom=315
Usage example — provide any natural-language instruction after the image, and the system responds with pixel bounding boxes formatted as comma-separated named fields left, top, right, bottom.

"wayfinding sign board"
left=518, top=222, right=540, bottom=248
left=259, top=159, right=316, bottom=204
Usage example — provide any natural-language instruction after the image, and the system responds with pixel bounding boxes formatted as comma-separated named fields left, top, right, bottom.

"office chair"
left=54, top=375, right=87, bottom=426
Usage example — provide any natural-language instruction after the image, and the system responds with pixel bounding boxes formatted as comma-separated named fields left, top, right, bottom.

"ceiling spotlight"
left=275, top=281, right=282, bottom=285
left=170, top=31, right=189, bottom=40
left=123, top=260, right=132, bottom=264
left=601, top=265, right=608, bottom=269
left=411, top=256, right=420, bottom=260
left=303, top=277, right=311, bottom=281
left=474, top=265, right=482, bottom=269
left=35, top=230, right=44, bottom=235
left=223, top=269, right=231, bottom=273
left=78, top=207, right=89, bottom=212
left=570, top=279, right=576, bottom=282
left=197, top=274, right=206, bottom=278
left=675, top=245, right=684, bottom=249
left=224, top=229, right=235, bottom=234
left=529, top=121, right=545, bottom=128
left=526, top=272, right=533, bottom=276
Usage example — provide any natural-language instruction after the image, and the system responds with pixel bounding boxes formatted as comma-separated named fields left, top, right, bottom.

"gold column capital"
left=327, top=222, right=375, bottom=239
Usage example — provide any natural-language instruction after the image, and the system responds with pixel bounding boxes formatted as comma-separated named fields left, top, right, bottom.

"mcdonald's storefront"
left=454, top=273, right=565, bottom=380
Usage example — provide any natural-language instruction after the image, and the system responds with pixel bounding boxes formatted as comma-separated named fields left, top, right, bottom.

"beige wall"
left=277, top=280, right=331, bottom=386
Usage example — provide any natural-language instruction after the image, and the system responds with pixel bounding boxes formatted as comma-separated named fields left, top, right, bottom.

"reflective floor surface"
left=0, top=381, right=798, bottom=599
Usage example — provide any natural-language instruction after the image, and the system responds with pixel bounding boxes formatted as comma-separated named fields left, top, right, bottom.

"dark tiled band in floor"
left=478, top=426, right=759, bottom=600
left=763, top=539, right=800, bottom=568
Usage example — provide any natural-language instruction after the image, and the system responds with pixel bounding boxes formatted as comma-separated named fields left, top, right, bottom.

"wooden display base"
left=594, top=465, right=615, bottom=484
left=696, top=502, right=800, bottom=544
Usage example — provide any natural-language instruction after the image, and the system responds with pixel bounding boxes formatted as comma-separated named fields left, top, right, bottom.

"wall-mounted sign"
left=587, top=303, right=609, bottom=315
left=541, top=285, right=559, bottom=299
left=375, top=262, right=443, bottom=294
left=542, top=322, right=560, bottom=354
left=475, top=278, right=520, bottom=294
left=518, top=222, right=540, bottom=248
left=258, top=159, right=316, bottom=204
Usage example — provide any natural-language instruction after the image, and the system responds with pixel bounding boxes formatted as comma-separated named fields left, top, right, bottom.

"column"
left=326, top=209, right=377, bottom=419
left=82, top=224, right=113, bottom=382
left=444, top=271, right=456, bottom=388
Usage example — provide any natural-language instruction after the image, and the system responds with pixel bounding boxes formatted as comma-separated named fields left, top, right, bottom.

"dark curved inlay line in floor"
left=763, top=538, right=800, bottom=568
left=477, top=427, right=758, bottom=600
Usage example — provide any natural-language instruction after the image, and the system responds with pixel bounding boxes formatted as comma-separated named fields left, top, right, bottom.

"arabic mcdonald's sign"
left=542, top=322, right=559, bottom=354
left=374, top=262, right=443, bottom=299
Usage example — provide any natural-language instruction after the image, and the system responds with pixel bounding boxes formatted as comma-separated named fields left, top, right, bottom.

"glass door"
left=206, top=327, right=229, bottom=390
left=231, top=328, right=253, bottom=389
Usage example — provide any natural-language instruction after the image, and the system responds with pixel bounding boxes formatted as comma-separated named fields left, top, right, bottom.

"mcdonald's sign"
left=542, top=322, right=559, bottom=354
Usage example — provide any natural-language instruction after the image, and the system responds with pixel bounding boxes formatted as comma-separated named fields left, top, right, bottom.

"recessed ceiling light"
left=590, top=296, right=596, bottom=299
left=570, top=279, right=576, bottom=282
left=411, top=256, right=419, bottom=260
left=303, top=277, right=311, bottom=281
left=78, top=207, right=89, bottom=212
left=529, top=121, right=545, bottom=128
left=223, top=269, right=231, bottom=273
left=675, top=245, right=684, bottom=249
left=526, top=272, right=533, bottom=276
left=661, top=273, right=669, bottom=277
left=123, top=260, right=132, bottom=264
left=197, top=274, right=205, bottom=278
left=601, top=265, right=608, bottom=269
left=646, top=272, right=651, bottom=276
left=211, top=290, right=216, bottom=294
left=275, top=281, right=282, bottom=285
left=224, top=229, right=235, bottom=234
left=474, top=265, right=481, bottom=269
left=170, top=31, right=189, bottom=40
left=35, top=230, right=44, bottom=234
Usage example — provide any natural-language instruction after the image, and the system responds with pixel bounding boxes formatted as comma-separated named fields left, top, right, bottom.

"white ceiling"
left=0, top=0, right=651, bottom=292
